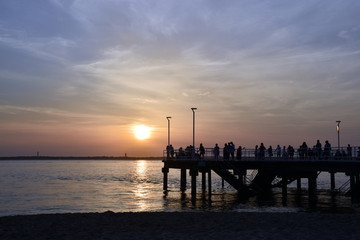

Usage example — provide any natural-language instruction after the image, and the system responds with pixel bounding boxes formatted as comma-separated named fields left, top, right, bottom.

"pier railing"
left=163, top=146, right=360, bottom=161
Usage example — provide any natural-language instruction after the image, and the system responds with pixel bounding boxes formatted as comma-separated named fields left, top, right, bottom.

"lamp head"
left=191, top=108, right=197, bottom=111
left=336, top=121, right=341, bottom=132
left=166, top=116, right=171, bottom=120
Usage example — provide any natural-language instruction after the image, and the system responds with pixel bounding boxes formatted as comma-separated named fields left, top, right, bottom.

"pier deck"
left=162, top=154, right=360, bottom=201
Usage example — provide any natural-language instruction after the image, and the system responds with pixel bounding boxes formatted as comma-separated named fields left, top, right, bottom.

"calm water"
left=0, top=160, right=357, bottom=216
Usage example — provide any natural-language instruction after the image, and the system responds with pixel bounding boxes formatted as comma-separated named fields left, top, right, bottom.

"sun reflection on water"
left=136, top=160, right=146, bottom=177
left=133, top=160, right=151, bottom=211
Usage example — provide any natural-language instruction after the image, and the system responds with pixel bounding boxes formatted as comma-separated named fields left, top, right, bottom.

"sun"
left=132, top=125, right=152, bottom=140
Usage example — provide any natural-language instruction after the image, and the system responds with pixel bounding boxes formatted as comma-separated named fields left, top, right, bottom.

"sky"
left=0, top=0, right=359, bottom=157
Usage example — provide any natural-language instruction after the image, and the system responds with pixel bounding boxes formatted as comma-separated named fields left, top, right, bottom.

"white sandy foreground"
left=1, top=211, right=360, bottom=240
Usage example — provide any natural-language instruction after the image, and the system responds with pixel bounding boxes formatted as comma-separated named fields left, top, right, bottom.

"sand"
left=1, top=211, right=360, bottom=240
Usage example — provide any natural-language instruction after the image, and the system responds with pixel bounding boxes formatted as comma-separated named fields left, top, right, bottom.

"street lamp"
left=191, top=108, right=197, bottom=149
left=166, top=117, right=171, bottom=146
left=336, top=120, right=341, bottom=149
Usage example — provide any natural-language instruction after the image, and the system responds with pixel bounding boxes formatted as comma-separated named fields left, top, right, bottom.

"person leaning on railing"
left=178, top=147, right=185, bottom=157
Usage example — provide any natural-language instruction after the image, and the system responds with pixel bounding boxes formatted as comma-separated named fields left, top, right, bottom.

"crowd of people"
left=166, top=140, right=360, bottom=160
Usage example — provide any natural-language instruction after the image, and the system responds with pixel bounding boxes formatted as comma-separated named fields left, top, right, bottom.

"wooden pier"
left=162, top=153, right=360, bottom=202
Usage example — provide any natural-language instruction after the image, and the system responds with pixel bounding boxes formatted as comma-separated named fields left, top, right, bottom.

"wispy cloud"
left=1, top=0, right=360, bottom=155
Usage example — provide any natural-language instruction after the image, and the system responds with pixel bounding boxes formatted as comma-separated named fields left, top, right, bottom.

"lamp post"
left=336, top=120, right=341, bottom=149
left=331, top=120, right=341, bottom=190
left=191, top=108, right=197, bottom=149
left=166, top=117, right=171, bottom=146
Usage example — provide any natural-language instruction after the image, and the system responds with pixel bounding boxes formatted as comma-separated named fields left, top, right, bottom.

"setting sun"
left=132, top=125, right=152, bottom=140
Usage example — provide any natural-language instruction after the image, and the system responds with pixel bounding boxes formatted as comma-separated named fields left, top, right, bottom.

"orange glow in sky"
left=0, top=1, right=359, bottom=157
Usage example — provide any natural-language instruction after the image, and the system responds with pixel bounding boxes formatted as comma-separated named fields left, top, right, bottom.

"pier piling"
left=282, top=177, right=288, bottom=197
left=180, top=168, right=187, bottom=192
left=297, top=178, right=301, bottom=190
left=201, top=171, right=206, bottom=191
left=162, top=167, right=169, bottom=192
left=330, top=172, right=335, bottom=190
left=190, top=169, right=198, bottom=201
left=163, top=151, right=360, bottom=203
left=308, top=174, right=317, bottom=198
left=208, top=169, right=212, bottom=199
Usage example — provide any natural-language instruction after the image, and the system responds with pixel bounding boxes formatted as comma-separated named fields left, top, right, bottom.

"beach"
left=1, top=211, right=360, bottom=240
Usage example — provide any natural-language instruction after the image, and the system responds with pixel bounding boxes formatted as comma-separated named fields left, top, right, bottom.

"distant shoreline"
left=0, top=156, right=163, bottom=160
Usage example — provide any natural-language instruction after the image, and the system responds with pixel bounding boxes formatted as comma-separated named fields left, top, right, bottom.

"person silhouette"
left=324, top=140, right=331, bottom=160
left=199, top=143, right=205, bottom=159
left=213, top=143, right=220, bottom=160
left=315, top=140, right=322, bottom=159
left=347, top=144, right=352, bottom=160
left=223, top=143, right=230, bottom=160
left=254, top=145, right=258, bottom=159
left=275, top=145, right=281, bottom=158
left=259, top=143, right=266, bottom=160
left=268, top=145, right=273, bottom=159
left=236, top=146, right=242, bottom=160
left=169, top=144, right=174, bottom=159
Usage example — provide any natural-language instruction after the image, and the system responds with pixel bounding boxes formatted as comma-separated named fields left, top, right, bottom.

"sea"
left=0, top=159, right=358, bottom=217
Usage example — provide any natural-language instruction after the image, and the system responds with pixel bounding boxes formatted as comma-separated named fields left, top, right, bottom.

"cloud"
left=1, top=0, right=360, bottom=155
left=0, top=33, right=75, bottom=64
left=0, top=104, right=114, bottom=125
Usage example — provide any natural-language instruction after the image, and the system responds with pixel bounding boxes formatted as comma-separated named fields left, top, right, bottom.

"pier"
left=162, top=147, right=360, bottom=202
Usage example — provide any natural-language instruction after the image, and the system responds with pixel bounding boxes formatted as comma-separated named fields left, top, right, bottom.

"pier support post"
left=350, top=175, right=355, bottom=195
left=180, top=168, right=187, bottom=192
left=162, top=167, right=169, bottom=192
left=234, top=169, right=245, bottom=185
left=308, top=174, right=317, bottom=199
left=208, top=169, right=212, bottom=199
left=238, top=174, right=243, bottom=185
left=202, top=170, right=206, bottom=191
left=190, top=169, right=198, bottom=201
left=297, top=178, right=301, bottom=191
left=356, top=174, right=360, bottom=197
left=330, top=172, right=335, bottom=190
left=282, top=177, right=288, bottom=198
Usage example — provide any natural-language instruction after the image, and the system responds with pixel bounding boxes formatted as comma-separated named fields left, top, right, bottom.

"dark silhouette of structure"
left=162, top=146, right=360, bottom=203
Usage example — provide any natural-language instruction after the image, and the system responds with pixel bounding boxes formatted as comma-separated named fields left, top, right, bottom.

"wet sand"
left=1, top=211, right=360, bottom=239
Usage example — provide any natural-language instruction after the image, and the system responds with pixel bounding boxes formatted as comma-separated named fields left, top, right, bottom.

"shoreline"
left=1, top=211, right=360, bottom=239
